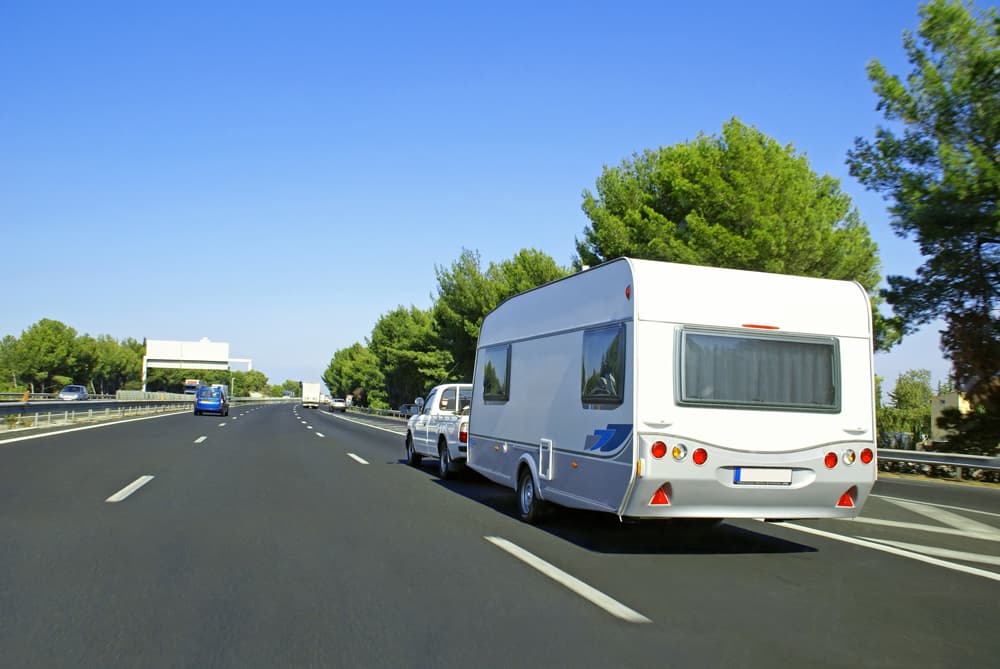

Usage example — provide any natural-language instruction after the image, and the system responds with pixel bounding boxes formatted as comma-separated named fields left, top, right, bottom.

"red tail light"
left=649, top=483, right=671, bottom=506
left=459, top=423, right=468, bottom=443
left=692, top=448, right=707, bottom=465
left=860, top=448, right=874, bottom=464
left=824, top=452, right=838, bottom=469
left=650, top=441, right=667, bottom=459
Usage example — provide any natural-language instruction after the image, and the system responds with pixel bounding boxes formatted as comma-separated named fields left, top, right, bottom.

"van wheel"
left=438, top=443, right=453, bottom=480
left=517, top=469, right=545, bottom=524
left=405, top=434, right=422, bottom=467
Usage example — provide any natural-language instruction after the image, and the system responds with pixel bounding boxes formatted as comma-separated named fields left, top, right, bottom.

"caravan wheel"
left=517, top=469, right=545, bottom=524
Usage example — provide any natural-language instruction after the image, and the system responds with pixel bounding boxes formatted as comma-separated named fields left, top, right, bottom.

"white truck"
left=302, top=382, right=321, bottom=409
left=467, top=257, right=877, bottom=524
left=404, top=383, right=473, bottom=479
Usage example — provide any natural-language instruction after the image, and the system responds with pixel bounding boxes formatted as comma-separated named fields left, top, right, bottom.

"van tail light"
left=649, top=483, right=671, bottom=506
left=459, top=423, right=468, bottom=443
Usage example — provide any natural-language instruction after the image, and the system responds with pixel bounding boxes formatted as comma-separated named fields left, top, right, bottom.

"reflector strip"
left=741, top=323, right=779, bottom=330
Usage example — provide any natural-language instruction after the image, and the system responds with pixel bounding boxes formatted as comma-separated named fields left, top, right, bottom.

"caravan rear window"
left=481, top=344, right=510, bottom=402
left=679, top=330, right=839, bottom=411
left=582, top=324, right=625, bottom=406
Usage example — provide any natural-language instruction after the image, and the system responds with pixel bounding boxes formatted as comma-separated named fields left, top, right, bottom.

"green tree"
left=0, top=335, right=24, bottom=391
left=577, top=117, right=898, bottom=350
left=231, top=370, right=269, bottom=396
left=878, top=369, right=934, bottom=446
left=323, top=343, right=385, bottom=407
left=15, top=319, right=80, bottom=392
left=434, top=248, right=568, bottom=380
left=847, top=0, right=999, bottom=451
left=369, top=307, right=452, bottom=408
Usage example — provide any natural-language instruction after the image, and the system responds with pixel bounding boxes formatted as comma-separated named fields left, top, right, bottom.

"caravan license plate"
left=734, top=467, right=792, bottom=485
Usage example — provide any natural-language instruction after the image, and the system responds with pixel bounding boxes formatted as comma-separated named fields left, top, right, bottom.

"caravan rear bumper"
left=622, top=438, right=877, bottom=520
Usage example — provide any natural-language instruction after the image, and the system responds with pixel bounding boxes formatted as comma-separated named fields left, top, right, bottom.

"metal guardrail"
left=878, top=448, right=1000, bottom=483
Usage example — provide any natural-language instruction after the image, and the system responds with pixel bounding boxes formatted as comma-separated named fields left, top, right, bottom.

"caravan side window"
left=481, top=344, right=510, bottom=402
left=581, top=324, right=625, bottom=406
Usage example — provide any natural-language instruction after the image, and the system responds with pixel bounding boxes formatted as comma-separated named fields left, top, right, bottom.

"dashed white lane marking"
left=106, top=476, right=155, bottom=503
left=347, top=453, right=369, bottom=465
left=307, top=425, right=313, bottom=430
left=300, top=421, right=308, bottom=425
left=882, top=498, right=999, bottom=535
left=776, top=522, right=1000, bottom=583
left=315, top=432, right=325, bottom=438
left=218, top=423, right=227, bottom=428
left=861, top=538, right=1000, bottom=567
left=485, top=536, right=651, bottom=623
left=194, top=436, right=207, bottom=444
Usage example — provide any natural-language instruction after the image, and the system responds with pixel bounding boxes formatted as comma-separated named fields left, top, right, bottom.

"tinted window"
left=481, top=345, right=510, bottom=402
left=582, top=324, right=625, bottom=406
left=197, top=388, right=221, bottom=399
left=680, top=330, right=839, bottom=411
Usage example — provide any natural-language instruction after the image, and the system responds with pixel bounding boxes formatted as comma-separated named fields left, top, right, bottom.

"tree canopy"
left=433, top=248, right=568, bottom=380
left=576, top=118, right=897, bottom=350
left=847, top=0, right=999, bottom=451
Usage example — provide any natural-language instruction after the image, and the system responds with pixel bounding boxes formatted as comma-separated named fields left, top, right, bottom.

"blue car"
left=194, top=386, right=229, bottom=416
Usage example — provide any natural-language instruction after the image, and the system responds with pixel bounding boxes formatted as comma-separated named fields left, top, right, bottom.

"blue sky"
left=2, top=0, right=955, bottom=392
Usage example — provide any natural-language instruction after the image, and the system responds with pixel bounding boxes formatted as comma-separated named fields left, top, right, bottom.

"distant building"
left=930, top=392, right=972, bottom=443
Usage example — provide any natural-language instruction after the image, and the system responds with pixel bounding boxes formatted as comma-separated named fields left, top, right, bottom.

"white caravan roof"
left=478, top=258, right=872, bottom=346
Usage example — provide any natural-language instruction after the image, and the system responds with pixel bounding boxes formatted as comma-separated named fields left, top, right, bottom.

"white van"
left=467, top=258, right=877, bottom=523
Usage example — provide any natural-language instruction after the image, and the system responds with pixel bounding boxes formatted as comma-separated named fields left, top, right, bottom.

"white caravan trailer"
left=467, top=258, right=877, bottom=523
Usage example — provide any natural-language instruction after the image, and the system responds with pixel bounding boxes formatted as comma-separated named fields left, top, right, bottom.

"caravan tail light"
left=650, top=441, right=667, bottom=459
left=842, top=449, right=856, bottom=465
left=836, top=486, right=857, bottom=508
left=824, top=452, right=838, bottom=469
left=860, top=448, right=874, bottom=464
left=459, top=424, right=468, bottom=443
left=692, top=448, right=707, bottom=465
left=649, top=483, right=671, bottom=506
left=671, top=444, right=687, bottom=461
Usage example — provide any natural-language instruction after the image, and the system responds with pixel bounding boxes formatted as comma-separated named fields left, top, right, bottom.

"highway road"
left=1, top=404, right=997, bottom=668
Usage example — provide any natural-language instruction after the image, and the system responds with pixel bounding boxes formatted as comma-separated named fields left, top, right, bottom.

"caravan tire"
left=517, top=468, right=545, bottom=524
left=405, top=434, right=422, bottom=467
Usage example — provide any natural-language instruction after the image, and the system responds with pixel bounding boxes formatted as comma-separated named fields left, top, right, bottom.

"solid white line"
left=315, top=433, right=325, bottom=438
left=775, top=522, right=1000, bottom=583
left=880, top=498, right=999, bottom=535
left=840, top=517, right=1000, bottom=542
left=334, top=413, right=407, bottom=436
left=348, top=453, right=369, bottom=465
left=871, top=494, right=1000, bottom=519
left=861, top=537, right=1000, bottom=567
left=194, top=436, right=207, bottom=444
left=106, top=475, right=155, bottom=503
left=485, top=536, right=651, bottom=623
left=0, top=410, right=191, bottom=446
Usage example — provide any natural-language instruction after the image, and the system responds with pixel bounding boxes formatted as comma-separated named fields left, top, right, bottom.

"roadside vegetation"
left=1, top=2, right=995, bottom=458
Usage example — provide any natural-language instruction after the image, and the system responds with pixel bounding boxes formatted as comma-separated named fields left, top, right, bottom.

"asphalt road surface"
left=1, top=404, right=997, bottom=668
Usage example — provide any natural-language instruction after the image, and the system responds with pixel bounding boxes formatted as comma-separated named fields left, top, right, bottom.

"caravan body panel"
left=468, top=258, right=877, bottom=520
